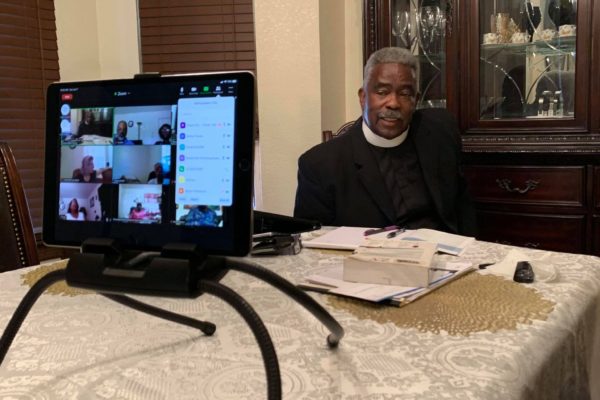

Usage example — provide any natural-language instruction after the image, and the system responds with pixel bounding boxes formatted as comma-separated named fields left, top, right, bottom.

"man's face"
left=359, top=63, right=419, bottom=139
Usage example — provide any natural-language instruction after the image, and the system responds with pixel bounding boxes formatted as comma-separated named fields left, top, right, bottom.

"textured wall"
left=254, top=0, right=322, bottom=215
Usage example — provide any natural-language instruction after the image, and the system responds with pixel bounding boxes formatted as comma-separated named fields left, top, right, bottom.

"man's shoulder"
left=414, top=107, right=458, bottom=126
left=412, top=108, right=460, bottom=140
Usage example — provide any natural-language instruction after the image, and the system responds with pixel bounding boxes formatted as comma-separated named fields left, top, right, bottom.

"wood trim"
left=0, top=142, right=39, bottom=269
left=591, top=0, right=600, bottom=133
left=363, top=0, right=378, bottom=63
left=462, top=133, right=600, bottom=153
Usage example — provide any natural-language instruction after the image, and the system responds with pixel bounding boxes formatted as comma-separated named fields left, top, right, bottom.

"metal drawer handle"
left=496, top=178, right=540, bottom=194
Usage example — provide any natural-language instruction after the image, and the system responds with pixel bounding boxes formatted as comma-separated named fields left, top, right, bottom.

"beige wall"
left=319, top=0, right=363, bottom=132
left=55, top=0, right=363, bottom=216
left=320, top=1, right=346, bottom=134
left=55, top=0, right=140, bottom=81
left=345, top=0, right=364, bottom=122
left=255, top=0, right=362, bottom=215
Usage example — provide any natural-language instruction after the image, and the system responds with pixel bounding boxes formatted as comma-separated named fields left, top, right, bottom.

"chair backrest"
left=322, top=119, right=357, bottom=142
left=0, top=142, right=39, bottom=272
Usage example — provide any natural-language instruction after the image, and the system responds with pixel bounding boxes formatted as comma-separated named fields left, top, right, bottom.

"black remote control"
left=514, top=261, right=535, bottom=283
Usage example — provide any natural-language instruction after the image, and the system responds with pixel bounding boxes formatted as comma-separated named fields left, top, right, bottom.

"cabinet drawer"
left=464, top=166, right=585, bottom=207
left=476, top=211, right=585, bottom=254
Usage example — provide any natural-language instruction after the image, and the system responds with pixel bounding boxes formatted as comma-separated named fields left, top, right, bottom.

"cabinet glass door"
left=391, top=0, right=450, bottom=109
left=479, top=0, right=577, bottom=120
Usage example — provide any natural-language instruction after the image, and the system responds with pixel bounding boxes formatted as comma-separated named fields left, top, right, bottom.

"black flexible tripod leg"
left=0, top=269, right=66, bottom=365
left=102, top=294, right=216, bottom=335
left=225, top=258, right=345, bottom=348
left=199, top=279, right=281, bottom=400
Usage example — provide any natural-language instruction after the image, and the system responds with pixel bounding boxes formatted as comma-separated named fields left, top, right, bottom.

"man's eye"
left=399, top=90, right=414, bottom=97
left=376, top=90, right=389, bottom=95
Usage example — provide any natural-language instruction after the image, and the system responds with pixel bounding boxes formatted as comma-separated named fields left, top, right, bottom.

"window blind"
left=0, top=0, right=60, bottom=231
left=139, top=0, right=256, bottom=74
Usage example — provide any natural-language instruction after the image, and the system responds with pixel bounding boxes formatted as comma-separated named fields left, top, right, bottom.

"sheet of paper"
left=391, top=261, right=474, bottom=305
left=301, top=226, right=370, bottom=250
left=302, top=227, right=476, bottom=254
left=479, top=249, right=529, bottom=278
left=371, top=228, right=475, bottom=256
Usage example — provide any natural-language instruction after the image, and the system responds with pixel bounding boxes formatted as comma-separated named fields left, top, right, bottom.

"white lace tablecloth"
left=1, top=241, right=600, bottom=399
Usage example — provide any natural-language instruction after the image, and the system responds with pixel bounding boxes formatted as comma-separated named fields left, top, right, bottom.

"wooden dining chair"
left=321, top=119, right=357, bottom=142
left=0, top=142, right=39, bottom=272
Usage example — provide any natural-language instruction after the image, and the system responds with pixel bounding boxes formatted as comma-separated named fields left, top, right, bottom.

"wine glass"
left=419, top=6, right=440, bottom=52
left=548, top=0, right=561, bottom=30
left=526, top=4, right=541, bottom=40
left=433, top=6, right=446, bottom=52
left=392, top=11, right=411, bottom=49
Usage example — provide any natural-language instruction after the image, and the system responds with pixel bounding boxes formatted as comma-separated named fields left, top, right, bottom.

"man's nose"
left=385, top=94, right=401, bottom=109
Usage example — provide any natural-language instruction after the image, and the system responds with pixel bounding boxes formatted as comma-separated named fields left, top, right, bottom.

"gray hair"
left=363, top=47, right=418, bottom=85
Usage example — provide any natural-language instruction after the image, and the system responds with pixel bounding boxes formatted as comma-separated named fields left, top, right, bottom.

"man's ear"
left=358, top=87, right=365, bottom=110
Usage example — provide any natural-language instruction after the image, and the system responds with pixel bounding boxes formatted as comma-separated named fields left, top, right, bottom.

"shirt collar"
left=362, top=120, right=408, bottom=148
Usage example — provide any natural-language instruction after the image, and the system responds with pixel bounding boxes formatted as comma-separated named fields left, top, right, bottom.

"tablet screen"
left=43, top=72, right=255, bottom=255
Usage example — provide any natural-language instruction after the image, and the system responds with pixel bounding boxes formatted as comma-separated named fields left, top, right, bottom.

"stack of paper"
left=301, top=227, right=475, bottom=256
left=299, top=227, right=476, bottom=306
left=344, top=240, right=437, bottom=287
left=298, top=260, right=474, bottom=306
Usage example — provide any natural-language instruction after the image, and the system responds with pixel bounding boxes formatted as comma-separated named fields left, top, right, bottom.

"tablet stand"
left=0, top=238, right=344, bottom=400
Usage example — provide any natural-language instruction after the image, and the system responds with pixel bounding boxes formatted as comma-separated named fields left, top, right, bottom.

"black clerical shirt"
left=368, top=136, right=444, bottom=230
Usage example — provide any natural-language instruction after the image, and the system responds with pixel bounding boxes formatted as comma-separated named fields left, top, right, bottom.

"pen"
left=386, top=228, right=406, bottom=239
left=430, top=267, right=459, bottom=273
left=364, top=225, right=399, bottom=236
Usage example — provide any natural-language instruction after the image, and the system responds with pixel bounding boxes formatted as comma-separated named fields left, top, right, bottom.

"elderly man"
left=293, top=47, right=476, bottom=236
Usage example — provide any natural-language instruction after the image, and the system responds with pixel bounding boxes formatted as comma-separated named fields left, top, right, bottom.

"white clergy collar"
left=362, top=120, right=408, bottom=148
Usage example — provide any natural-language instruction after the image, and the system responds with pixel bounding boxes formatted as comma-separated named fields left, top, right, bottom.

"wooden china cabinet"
left=364, top=0, right=600, bottom=255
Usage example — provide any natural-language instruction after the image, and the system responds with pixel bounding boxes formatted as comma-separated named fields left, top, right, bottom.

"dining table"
left=1, top=238, right=599, bottom=399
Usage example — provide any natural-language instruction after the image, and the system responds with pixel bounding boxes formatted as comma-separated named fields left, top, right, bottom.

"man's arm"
left=293, top=153, right=335, bottom=225
left=451, top=121, right=478, bottom=237
left=425, top=108, right=477, bottom=236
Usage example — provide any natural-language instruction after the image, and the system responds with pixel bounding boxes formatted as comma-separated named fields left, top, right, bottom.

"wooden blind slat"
left=0, top=1, right=59, bottom=230
left=140, top=0, right=232, bottom=6
left=140, top=14, right=234, bottom=27
left=139, top=5, right=234, bottom=18
left=142, top=49, right=255, bottom=63
left=141, top=24, right=238, bottom=36
left=139, top=0, right=255, bottom=75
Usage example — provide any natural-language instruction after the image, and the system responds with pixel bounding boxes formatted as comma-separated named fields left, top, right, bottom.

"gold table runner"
left=327, top=273, right=555, bottom=336
left=21, top=260, right=91, bottom=297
